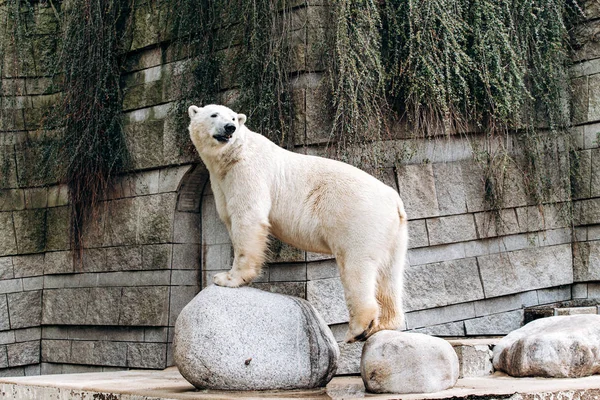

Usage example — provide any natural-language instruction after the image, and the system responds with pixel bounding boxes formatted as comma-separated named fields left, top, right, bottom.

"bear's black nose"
left=224, top=123, right=236, bottom=134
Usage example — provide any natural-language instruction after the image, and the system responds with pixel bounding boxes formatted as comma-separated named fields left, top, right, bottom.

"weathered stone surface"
left=268, top=238, right=305, bottom=263
left=7, top=290, right=41, bottom=329
left=43, top=288, right=90, bottom=325
left=405, top=258, right=484, bottom=311
left=44, top=207, right=69, bottom=251
left=493, top=315, right=600, bottom=378
left=120, top=287, right=169, bottom=326
left=7, top=341, right=39, bottom=367
left=413, top=321, right=465, bottom=336
left=269, top=263, right=307, bottom=282
left=0, top=295, right=9, bottom=331
left=174, top=285, right=338, bottom=390
left=408, top=219, right=429, bottom=249
left=433, top=162, right=468, bottom=216
left=127, top=342, right=166, bottom=369
left=360, top=331, right=459, bottom=394
left=574, top=240, right=600, bottom=282
left=0, top=213, right=18, bottom=256
left=396, top=164, right=439, bottom=219
left=477, top=244, right=573, bottom=298
left=0, top=258, right=13, bottom=280
left=306, top=277, right=348, bottom=325
left=43, top=251, right=72, bottom=275
left=426, top=214, right=477, bottom=246
left=464, top=310, right=523, bottom=335
left=337, top=341, right=363, bottom=375
left=12, top=254, right=43, bottom=278
left=450, top=341, right=494, bottom=378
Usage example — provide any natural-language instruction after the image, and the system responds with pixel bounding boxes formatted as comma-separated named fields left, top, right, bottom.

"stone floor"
left=1, top=367, right=600, bottom=399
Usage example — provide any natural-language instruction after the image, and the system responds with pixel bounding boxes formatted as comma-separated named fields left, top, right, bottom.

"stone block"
left=138, top=193, right=177, bottom=244
left=142, top=244, right=172, bottom=270
left=516, top=204, right=567, bottom=233
left=173, top=211, right=200, bottom=245
left=474, top=209, right=520, bottom=238
left=537, top=285, right=572, bottom=304
left=267, top=238, right=305, bottom=263
left=554, top=306, right=597, bottom=316
left=104, top=198, right=138, bottom=246
left=41, top=339, right=70, bottom=363
left=583, top=123, right=600, bottom=149
left=589, top=73, right=600, bottom=122
left=574, top=20, right=600, bottom=62
left=337, top=341, right=363, bottom=375
left=592, top=149, right=600, bottom=197
left=269, top=263, right=307, bottom=282
left=168, top=285, right=200, bottom=326
left=251, top=282, right=307, bottom=299
left=201, top=195, right=230, bottom=245
left=105, top=246, right=142, bottom=271
left=0, top=257, right=13, bottom=280
left=477, top=244, right=573, bottom=298
left=408, top=219, right=429, bottom=249
left=452, top=343, right=493, bottom=378
left=396, top=164, right=439, bottom=219
left=158, top=165, right=192, bottom=193
left=67, top=326, right=143, bottom=342
left=43, top=251, right=73, bottom=275
left=7, top=290, right=41, bottom=329
left=0, top=279, right=23, bottom=294
left=0, top=330, right=15, bottom=345
left=461, top=161, right=486, bottom=213
left=12, top=209, right=46, bottom=254
left=405, top=302, right=476, bottom=329
left=85, top=287, right=122, bottom=325
left=572, top=283, right=588, bottom=299
left=473, top=291, right=538, bottom=317
left=24, top=363, right=40, bottom=376
left=47, top=185, right=68, bottom=208
left=23, top=188, right=47, bottom=209
left=0, top=346, right=7, bottom=369
left=12, top=254, right=44, bottom=278
left=45, top=206, right=70, bottom=251
left=124, top=120, right=165, bottom=169
left=575, top=198, right=600, bottom=226
left=0, top=190, right=25, bottom=212
left=144, top=327, right=168, bottom=343
left=7, top=341, right=39, bottom=367
left=574, top=240, right=600, bottom=282
left=120, top=286, right=169, bottom=326
left=408, top=242, right=466, bottom=266
left=21, top=275, right=43, bottom=290
left=121, top=170, right=160, bottom=197
left=433, top=162, right=468, bottom=216
left=0, top=295, right=9, bottom=331
left=413, top=321, right=465, bottom=336
left=42, top=288, right=89, bottom=325
left=0, top=213, right=17, bottom=256
left=199, top=243, right=228, bottom=271
left=306, top=278, right=348, bottom=325
left=538, top=228, right=572, bottom=247
left=127, top=342, right=166, bottom=369
left=306, top=259, right=339, bottom=280
left=405, top=258, right=484, bottom=311
left=15, top=327, right=41, bottom=342
left=573, top=150, right=592, bottom=200
left=464, top=310, right=524, bottom=335
left=171, top=270, right=199, bottom=286
left=426, top=214, right=477, bottom=246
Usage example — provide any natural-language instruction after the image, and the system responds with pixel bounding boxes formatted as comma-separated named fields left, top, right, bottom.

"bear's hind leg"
left=213, top=218, right=270, bottom=288
left=375, top=261, right=404, bottom=331
left=339, top=256, right=381, bottom=342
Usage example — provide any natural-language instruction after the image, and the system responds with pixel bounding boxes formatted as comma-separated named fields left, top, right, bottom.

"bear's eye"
left=232, top=117, right=235, bottom=121
left=210, top=114, right=217, bottom=118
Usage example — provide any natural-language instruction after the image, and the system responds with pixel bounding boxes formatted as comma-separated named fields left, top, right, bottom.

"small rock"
left=174, top=285, right=339, bottom=390
left=493, top=314, right=600, bottom=378
left=360, top=331, right=459, bottom=394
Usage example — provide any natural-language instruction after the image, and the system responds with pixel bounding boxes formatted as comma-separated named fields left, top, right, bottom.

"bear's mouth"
left=213, top=134, right=232, bottom=143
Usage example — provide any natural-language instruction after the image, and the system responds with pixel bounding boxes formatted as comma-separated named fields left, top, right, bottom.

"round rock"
left=174, top=285, right=339, bottom=390
left=360, top=330, right=459, bottom=394
left=493, top=314, right=600, bottom=378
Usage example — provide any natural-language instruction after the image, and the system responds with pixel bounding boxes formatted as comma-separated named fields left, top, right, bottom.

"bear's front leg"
left=213, top=216, right=270, bottom=288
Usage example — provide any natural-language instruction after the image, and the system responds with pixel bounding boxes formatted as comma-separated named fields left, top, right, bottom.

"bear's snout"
left=224, top=123, right=236, bottom=134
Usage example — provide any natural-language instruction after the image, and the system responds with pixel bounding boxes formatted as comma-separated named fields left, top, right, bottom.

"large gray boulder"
left=174, top=285, right=339, bottom=390
left=493, top=314, right=600, bottom=378
left=360, top=331, right=459, bottom=394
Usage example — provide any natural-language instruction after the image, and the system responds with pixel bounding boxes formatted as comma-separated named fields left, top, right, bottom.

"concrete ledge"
left=1, top=367, right=600, bottom=399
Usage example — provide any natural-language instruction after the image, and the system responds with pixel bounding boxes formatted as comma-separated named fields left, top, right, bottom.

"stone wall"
left=0, top=0, right=599, bottom=377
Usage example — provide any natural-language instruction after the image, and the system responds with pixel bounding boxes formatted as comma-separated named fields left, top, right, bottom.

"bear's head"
left=188, top=104, right=247, bottom=151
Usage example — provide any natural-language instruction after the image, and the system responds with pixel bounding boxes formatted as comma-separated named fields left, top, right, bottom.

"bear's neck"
left=201, top=140, right=244, bottom=179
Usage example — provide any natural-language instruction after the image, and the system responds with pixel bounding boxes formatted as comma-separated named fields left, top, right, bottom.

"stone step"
left=338, top=337, right=501, bottom=378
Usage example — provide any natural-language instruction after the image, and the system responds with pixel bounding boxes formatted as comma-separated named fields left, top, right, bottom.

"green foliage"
left=169, top=0, right=297, bottom=148
left=43, top=0, right=132, bottom=252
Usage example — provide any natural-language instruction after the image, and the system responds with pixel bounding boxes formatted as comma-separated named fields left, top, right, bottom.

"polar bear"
left=188, top=104, right=408, bottom=342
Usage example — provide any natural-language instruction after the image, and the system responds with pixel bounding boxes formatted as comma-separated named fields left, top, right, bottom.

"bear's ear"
left=188, top=105, right=201, bottom=119
left=237, top=113, right=247, bottom=126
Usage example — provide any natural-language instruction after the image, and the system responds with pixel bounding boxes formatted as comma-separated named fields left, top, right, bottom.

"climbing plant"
left=41, top=0, right=132, bottom=254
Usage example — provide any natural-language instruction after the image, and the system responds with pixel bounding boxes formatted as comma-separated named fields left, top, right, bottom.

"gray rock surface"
left=360, top=331, right=459, bottom=394
left=493, top=314, right=600, bottom=378
left=174, top=285, right=339, bottom=390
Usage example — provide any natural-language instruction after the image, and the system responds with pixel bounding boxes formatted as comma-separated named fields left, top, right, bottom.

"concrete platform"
left=1, top=367, right=600, bottom=400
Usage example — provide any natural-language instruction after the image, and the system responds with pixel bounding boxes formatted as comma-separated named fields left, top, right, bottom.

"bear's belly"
left=269, top=219, right=332, bottom=255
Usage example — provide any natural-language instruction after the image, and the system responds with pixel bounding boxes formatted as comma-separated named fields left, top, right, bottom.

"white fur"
left=189, top=104, right=408, bottom=342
